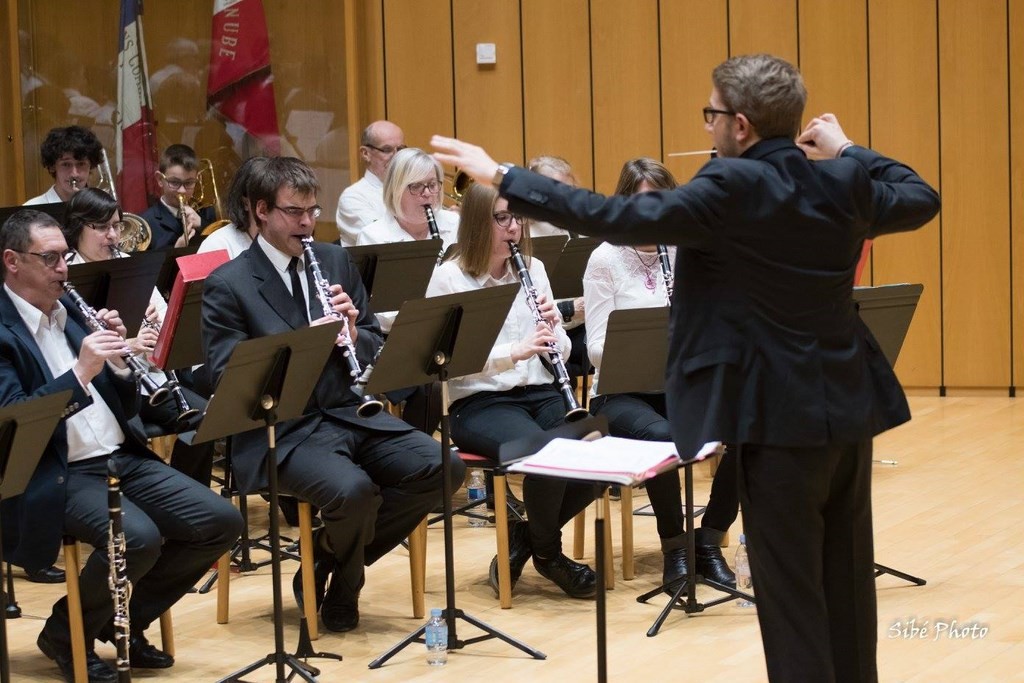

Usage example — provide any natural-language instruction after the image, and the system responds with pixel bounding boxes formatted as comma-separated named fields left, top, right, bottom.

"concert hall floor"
left=3, top=396, right=1021, bottom=681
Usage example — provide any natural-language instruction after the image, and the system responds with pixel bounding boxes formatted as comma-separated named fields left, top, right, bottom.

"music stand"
left=67, top=251, right=166, bottom=337
left=595, top=309, right=752, bottom=635
left=344, top=240, right=441, bottom=312
left=529, top=235, right=570, bottom=274
left=0, top=202, right=66, bottom=226
left=548, top=236, right=602, bottom=299
left=0, top=390, right=73, bottom=683
left=154, top=244, right=201, bottom=300
left=366, top=284, right=546, bottom=669
left=854, top=283, right=928, bottom=587
left=193, top=323, right=344, bottom=683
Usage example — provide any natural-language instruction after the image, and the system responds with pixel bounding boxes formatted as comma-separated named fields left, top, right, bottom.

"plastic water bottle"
left=424, top=608, right=448, bottom=666
left=466, top=469, right=487, bottom=527
left=734, top=533, right=754, bottom=608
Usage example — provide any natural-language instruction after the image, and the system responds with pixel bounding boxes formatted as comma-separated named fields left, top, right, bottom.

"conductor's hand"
left=796, top=113, right=853, bottom=160
left=431, top=136, right=500, bottom=187
left=535, top=293, right=559, bottom=327
left=511, top=322, right=558, bottom=363
left=311, top=283, right=359, bottom=346
left=75, top=329, right=130, bottom=382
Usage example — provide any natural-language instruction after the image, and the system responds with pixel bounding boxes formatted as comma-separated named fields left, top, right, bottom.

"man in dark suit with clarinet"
left=200, top=156, right=464, bottom=633
left=432, top=54, right=940, bottom=683
left=0, top=209, right=242, bottom=682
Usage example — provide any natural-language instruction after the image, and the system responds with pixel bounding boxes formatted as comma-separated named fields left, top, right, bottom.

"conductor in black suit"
left=431, top=54, right=941, bottom=683
left=200, top=156, right=464, bottom=633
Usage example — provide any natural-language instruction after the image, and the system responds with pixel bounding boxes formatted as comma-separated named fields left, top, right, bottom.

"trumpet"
left=61, top=282, right=170, bottom=406
left=656, top=245, right=673, bottom=305
left=423, top=205, right=444, bottom=265
left=444, top=169, right=474, bottom=206
left=300, top=237, right=384, bottom=418
left=507, top=241, right=588, bottom=422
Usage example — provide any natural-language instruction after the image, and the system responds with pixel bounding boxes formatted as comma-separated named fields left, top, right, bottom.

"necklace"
left=632, top=248, right=659, bottom=291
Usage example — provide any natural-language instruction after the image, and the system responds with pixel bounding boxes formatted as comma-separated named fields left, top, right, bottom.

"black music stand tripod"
left=194, top=324, right=343, bottom=683
left=366, top=285, right=545, bottom=668
left=0, top=391, right=73, bottom=683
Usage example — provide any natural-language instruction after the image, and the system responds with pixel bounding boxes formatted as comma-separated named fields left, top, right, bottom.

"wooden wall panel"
left=590, top=0, right=661, bottom=193
left=452, top=0, right=523, bottom=167
left=382, top=0, right=454, bottom=150
left=727, top=0, right=798, bottom=65
left=1012, top=0, right=1024, bottom=390
left=521, top=0, right=593, bottom=188
left=868, top=0, right=942, bottom=388
left=1, top=0, right=25, bottom=205
left=939, top=0, right=1010, bottom=388
left=659, top=0, right=728, bottom=184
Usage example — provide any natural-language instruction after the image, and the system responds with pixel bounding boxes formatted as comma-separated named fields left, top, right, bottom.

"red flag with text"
left=115, top=0, right=160, bottom=213
left=207, top=0, right=281, bottom=154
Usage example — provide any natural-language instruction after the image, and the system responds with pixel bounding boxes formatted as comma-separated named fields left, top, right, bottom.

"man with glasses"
left=0, top=209, right=242, bottom=682
left=139, top=144, right=217, bottom=250
left=201, top=156, right=464, bottom=633
left=432, top=54, right=940, bottom=683
left=335, top=120, right=406, bottom=246
left=24, top=126, right=103, bottom=205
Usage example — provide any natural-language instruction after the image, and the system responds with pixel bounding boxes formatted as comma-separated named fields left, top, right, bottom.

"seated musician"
left=139, top=144, right=217, bottom=250
left=0, top=209, right=242, bottom=682
left=583, top=158, right=736, bottom=588
left=336, top=120, right=406, bottom=246
left=200, top=156, right=464, bottom=632
left=24, top=125, right=102, bottom=205
left=425, top=183, right=597, bottom=599
left=196, top=156, right=269, bottom=259
left=62, top=188, right=215, bottom=486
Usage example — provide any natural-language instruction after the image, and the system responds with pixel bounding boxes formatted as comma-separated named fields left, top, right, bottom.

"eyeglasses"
left=87, top=221, right=127, bottom=233
left=492, top=212, right=525, bottom=228
left=702, top=107, right=736, bottom=124
left=365, top=143, right=407, bottom=156
left=272, top=204, right=323, bottom=220
left=406, top=180, right=442, bottom=196
left=14, top=250, right=65, bottom=268
left=158, top=173, right=198, bottom=190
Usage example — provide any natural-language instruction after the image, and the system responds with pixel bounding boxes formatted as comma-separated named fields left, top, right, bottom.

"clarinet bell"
left=565, top=406, right=590, bottom=423
left=146, top=382, right=171, bottom=407
left=356, top=395, right=385, bottom=418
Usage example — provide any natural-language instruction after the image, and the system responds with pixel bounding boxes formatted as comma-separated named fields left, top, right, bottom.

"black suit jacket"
left=500, top=138, right=941, bottom=458
left=0, top=289, right=148, bottom=571
left=139, top=201, right=217, bottom=251
left=201, top=238, right=413, bottom=494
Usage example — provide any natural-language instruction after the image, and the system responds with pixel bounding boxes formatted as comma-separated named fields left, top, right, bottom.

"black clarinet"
left=300, top=237, right=384, bottom=417
left=423, top=205, right=445, bottom=265
left=507, top=241, right=588, bottom=422
left=107, top=459, right=132, bottom=682
left=62, top=282, right=169, bottom=405
left=656, top=245, right=673, bottom=306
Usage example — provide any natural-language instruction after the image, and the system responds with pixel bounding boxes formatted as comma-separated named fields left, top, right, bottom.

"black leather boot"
left=695, top=527, right=736, bottom=587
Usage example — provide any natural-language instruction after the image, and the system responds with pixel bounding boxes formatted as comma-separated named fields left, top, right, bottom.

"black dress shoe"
left=292, top=535, right=336, bottom=613
left=25, top=565, right=66, bottom=583
left=662, top=547, right=689, bottom=591
left=38, top=630, right=117, bottom=683
left=488, top=520, right=532, bottom=596
left=532, top=554, right=597, bottom=598
left=321, top=572, right=363, bottom=633
left=128, top=633, right=174, bottom=668
left=696, top=544, right=736, bottom=587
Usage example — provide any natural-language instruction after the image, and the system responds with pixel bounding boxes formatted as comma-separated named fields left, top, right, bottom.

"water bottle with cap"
left=424, top=608, right=448, bottom=665
left=466, top=469, right=487, bottom=527
left=734, top=533, right=754, bottom=608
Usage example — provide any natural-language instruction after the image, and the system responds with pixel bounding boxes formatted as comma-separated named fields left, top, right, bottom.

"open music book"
left=507, top=437, right=724, bottom=485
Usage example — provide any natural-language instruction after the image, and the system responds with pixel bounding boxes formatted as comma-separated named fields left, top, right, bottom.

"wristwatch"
left=492, top=162, right=514, bottom=188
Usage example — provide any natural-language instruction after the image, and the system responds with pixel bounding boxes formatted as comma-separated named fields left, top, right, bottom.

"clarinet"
left=299, top=237, right=384, bottom=417
left=107, top=459, right=132, bottom=682
left=507, top=241, right=588, bottom=422
left=62, top=282, right=170, bottom=405
left=656, top=244, right=673, bottom=306
left=423, top=205, right=445, bottom=265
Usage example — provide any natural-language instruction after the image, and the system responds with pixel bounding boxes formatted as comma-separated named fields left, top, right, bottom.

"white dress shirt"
left=24, top=186, right=62, bottom=206
left=583, top=243, right=674, bottom=397
left=5, top=284, right=126, bottom=462
left=197, top=223, right=254, bottom=259
left=256, top=236, right=314, bottom=323
left=426, top=257, right=570, bottom=405
left=336, top=171, right=385, bottom=246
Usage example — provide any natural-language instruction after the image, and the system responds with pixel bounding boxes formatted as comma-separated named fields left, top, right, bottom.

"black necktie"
left=287, top=257, right=308, bottom=320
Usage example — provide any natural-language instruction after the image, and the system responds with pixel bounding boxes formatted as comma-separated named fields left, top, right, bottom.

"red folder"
left=152, top=249, right=229, bottom=368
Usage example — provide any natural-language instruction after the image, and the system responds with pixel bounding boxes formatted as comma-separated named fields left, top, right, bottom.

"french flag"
left=207, top=0, right=281, bottom=154
left=115, top=0, right=160, bottom=213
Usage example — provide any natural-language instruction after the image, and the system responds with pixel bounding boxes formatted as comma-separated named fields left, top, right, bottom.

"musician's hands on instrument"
left=129, top=325, right=159, bottom=357
left=796, top=113, right=853, bottom=160
left=95, top=308, right=128, bottom=339
left=535, top=293, right=559, bottom=327
left=311, top=283, right=359, bottom=345
left=431, top=136, right=500, bottom=186
left=174, top=205, right=202, bottom=247
left=511, top=322, right=559, bottom=363
left=76, top=329, right=132, bottom=381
